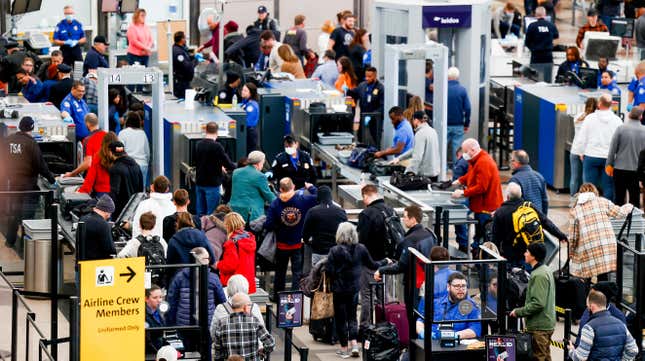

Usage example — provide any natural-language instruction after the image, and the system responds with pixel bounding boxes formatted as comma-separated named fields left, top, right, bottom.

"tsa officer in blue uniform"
left=60, top=80, right=90, bottom=142
left=599, top=71, right=621, bottom=96
left=172, top=31, right=196, bottom=99
left=53, top=5, right=87, bottom=66
left=270, top=135, right=317, bottom=189
left=431, top=272, right=482, bottom=340
left=241, top=82, right=260, bottom=153
left=630, top=62, right=645, bottom=111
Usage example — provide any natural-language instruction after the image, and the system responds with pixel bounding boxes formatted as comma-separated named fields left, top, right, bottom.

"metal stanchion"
left=70, top=296, right=80, bottom=361
left=198, top=265, right=210, bottom=360
left=284, top=329, right=293, bottom=361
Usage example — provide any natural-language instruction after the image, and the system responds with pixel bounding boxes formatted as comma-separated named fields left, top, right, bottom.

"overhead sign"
left=80, top=257, right=145, bottom=361
left=423, top=5, right=472, bottom=28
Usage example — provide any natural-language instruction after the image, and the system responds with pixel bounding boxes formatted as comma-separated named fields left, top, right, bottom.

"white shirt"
left=577, top=109, right=623, bottom=158
left=117, top=234, right=168, bottom=258
left=132, top=192, right=176, bottom=238
left=119, top=127, right=150, bottom=167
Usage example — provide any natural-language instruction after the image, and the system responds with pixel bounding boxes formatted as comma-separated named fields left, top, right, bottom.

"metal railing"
left=616, top=239, right=645, bottom=354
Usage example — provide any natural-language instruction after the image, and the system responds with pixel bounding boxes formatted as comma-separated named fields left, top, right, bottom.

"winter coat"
left=166, top=227, right=216, bottom=279
left=301, top=202, right=347, bottom=255
left=229, top=165, right=276, bottom=223
left=109, top=155, right=143, bottom=217
left=217, top=229, right=257, bottom=294
left=201, top=215, right=228, bottom=262
left=568, top=192, right=632, bottom=278
left=458, top=150, right=503, bottom=213
left=326, top=243, right=386, bottom=294
left=166, top=267, right=227, bottom=326
left=264, top=186, right=318, bottom=249
left=378, top=224, right=436, bottom=289
left=132, top=192, right=176, bottom=239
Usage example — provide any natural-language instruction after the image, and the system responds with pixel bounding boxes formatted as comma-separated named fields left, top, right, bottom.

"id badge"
left=367, top=95, right=372, bottom=103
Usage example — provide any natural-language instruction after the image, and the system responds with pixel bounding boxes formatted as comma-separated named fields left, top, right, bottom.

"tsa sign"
left=80, top=257, right=145, bottom=361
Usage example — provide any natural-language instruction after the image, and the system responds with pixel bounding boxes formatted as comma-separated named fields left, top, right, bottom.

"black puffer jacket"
left=326, top=243, right=386, bottom=294
left=301, top=186, right=348, bottom=255
left=109, top=155, right=143, bottom=218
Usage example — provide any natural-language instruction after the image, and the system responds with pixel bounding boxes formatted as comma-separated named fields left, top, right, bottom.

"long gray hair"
left=336, top=222, right=358, bottom=245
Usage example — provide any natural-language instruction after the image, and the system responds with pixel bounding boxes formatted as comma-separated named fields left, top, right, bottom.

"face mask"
left=462, top=152, right=472, bottom=161
left=65, top=15, right=73, bottom=22
left=285, top=147, right=297, bottom=155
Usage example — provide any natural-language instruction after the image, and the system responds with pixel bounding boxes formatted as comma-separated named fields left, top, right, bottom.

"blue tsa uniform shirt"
left=53, top=19, right=85, bottom=65
left=432, top=294, right=482, bottom=338
left=242, top=99, right=259, bottom=127
left=633, top=77, right=645, bottom=106
left=60, top=93, right=90, bottom=139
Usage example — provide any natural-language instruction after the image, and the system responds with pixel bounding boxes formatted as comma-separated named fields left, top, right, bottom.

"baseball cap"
left=258, top=5, right=268, bottom=13
left=109, top=141, right=126, bottom=156
left=19, top=116, right=34, bottom=132
left=57, top=63, right=72, bottom=73
left=93, top=35, right=109, bottom=45
left=156, top=346, right=178, bottom=361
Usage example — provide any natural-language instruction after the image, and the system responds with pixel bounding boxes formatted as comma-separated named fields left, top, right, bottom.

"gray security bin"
left=23, top=219, right=53, bottom=293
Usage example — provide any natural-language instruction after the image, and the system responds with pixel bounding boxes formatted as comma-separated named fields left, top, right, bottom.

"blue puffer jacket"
left=166, top=268, right=227, bottom=326
left=509, top=165, right=549, bottom=215
left=586, top=310, right=628, bottom=361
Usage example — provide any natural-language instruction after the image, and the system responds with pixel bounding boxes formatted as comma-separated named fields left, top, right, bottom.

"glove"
left=62, top=116, right=73, bottom=124
left=70, top=40, right=78, bottom=47
left=341, top=84, right=349, bottom=92
left=64, top=39, right=75, bottom=47
left=265, top=171, right=273, bottom=179
left=605, top=165, right=614, bottom=177
left=627, top=103, right=633, bottom=112
left=194, top=53, right=205, bottom=63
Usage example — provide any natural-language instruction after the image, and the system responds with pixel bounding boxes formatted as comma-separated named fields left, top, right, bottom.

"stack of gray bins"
left=404, top=189, right=469, bottom=222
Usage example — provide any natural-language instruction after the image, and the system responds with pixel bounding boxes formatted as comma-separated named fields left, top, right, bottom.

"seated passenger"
left=431, top=271, right=482, bottom=339
left=556, top=47, right=589, bottom=81
left=599, top=71, right=621, bottom=95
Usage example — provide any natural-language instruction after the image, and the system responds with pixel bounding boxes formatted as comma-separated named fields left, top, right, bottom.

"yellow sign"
left=80, top=257, right=145, bottom=361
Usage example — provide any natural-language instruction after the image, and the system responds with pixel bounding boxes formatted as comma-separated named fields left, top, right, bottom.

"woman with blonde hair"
left=127, top=8, right=154, bottom=66
left=568, top=183, right=633, bottom=281
left=569, top=97, right=597, bottom=195
left=278, top=44, right=306, bottom=79
left=217, top=212, right=257, bottom=293
left=404, top=95, right=425, bottom=122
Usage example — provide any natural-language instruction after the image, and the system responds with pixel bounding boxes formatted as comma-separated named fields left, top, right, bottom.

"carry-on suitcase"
left=363, top=280, right=401, bottom=361
left=373, top=276, right=409, bottom=346
left=554, top=241, right=587, bottom=320
left=309, top=316, right=336, bottom=344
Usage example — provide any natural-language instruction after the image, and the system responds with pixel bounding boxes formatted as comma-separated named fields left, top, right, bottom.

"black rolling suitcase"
left=309, top=317, right=336, bottom=344
left=554, top=241, right=588, bottom=320
left=363, top=281, right=401, bottom=361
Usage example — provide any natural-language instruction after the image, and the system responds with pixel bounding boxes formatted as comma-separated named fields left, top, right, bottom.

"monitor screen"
left=610, top=18, right=634, bottom=38
left=25, top=0, right=41, bottom=12
left=579, top=68, right=599, bottom=89
left=120, top=0, right=138, bottom=13
left=585, top=38, right=620, bottom=61
left=11, top=0, right=28, bottom=15
left=102, top=0, right=119, bottom=12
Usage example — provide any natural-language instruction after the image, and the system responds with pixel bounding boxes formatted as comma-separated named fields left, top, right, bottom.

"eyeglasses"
left=450, top=283, right=467, bottom=289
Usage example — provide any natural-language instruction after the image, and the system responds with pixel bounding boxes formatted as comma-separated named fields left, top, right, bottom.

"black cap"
left=258, top=5, right=268, bottom=13
left=93, top=35, right=109, bottom=45
left=587, top=8, right=599, bottom=16
left=527, top=242, right=547, bottom=263
left=109, top=141, right=126, bottom=156
left=18, top=116, right=34, bottom=132
left=317, top=185, right=333, bottom=204
left=5, top=41, right=18, bottom=50
left=57, top=63, right=72, bottom=73
left=412, top=111, right=426, bottom=121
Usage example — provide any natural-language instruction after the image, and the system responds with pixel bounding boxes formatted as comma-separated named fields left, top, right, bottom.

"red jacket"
left=78, top=155, right=110, bottom=194
left=217, top=229, right=257, bottom=294
left=458, top=150, right=503, bottom=213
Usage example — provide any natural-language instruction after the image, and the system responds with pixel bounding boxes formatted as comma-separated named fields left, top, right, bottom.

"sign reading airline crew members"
left=80, top=257, right=145, bottom=361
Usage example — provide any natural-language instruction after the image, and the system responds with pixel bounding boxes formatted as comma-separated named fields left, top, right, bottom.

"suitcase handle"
left=369, top=277, right=387, bottom=324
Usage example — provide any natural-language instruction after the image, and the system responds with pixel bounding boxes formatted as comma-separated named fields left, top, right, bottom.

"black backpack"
left=380, top=208, right=405, bottom=259
left=137, top=235, right=166, bottom=287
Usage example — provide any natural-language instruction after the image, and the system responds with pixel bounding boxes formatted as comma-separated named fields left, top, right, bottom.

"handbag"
left=257, top=231, right=276, bottom=263
left=367, top=159, right=406, bottom=176
left=511, top=318, right=533, bottom=361
left=389, top=171, right=430, bottom=191
left=311, top=273, right=334, bottom=320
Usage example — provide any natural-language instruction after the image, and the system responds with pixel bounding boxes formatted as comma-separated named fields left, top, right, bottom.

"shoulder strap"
left=223, top=302, right=233, bottom=314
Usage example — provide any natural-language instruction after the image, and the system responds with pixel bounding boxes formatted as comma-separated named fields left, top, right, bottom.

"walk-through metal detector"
left=384, top=43, right=449, bottom=180
left=98, top=67, right=165, bottom=177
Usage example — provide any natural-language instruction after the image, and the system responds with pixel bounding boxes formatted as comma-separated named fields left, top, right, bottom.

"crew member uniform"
left=430, top=294, right=482, bottom=338
left=242, top=98, right=259, bottom=153
left=53, top=18, right=85, bottom=66
left=271, top=150, right=317, bottom=189
left=525, top=18, right=559, bottom=82
left=60, top=92, right=90, bottom=141
left=172, top=43, right=194, bottom=99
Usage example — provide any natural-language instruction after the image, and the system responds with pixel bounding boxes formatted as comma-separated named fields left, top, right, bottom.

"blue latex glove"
left=341, top=84, right=349, bottom=92
left=194, top=53, right=205, bottom=63
left=627, top=103, right=633, bottom=112
left=63, top=116, right=73, bottom=124
left=71, top=40, right=78, bottom=47
left=265, top=171, right=273, bottom=179
left=64, top=39, right=74, bottom=46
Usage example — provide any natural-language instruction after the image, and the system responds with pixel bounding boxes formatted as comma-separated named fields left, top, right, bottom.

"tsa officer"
left=631, top=62, right=645, bottom=111
left=172, top=31, right=196, bottom=99
left=348, top=66, right=385, bottom=144
left=431, top=272, right=482, bottom=340
left=270, top=135, right=317, bottom=189
left=60, top=80, right=90, bottom=142
left=217, top=72, right=242, bottom=104
left=53, top=5, right=87, bottom=66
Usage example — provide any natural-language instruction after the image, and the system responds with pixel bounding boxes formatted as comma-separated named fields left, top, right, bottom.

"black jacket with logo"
left=1, top=132, right=55, bottom=190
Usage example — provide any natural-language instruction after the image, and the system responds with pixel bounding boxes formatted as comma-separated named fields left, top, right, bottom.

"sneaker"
left=351, top=345, right=360, bottom=357
left=336, top=350, right=350, bottom=359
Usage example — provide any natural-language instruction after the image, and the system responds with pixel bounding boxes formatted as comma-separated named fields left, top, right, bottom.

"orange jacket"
left=458, top=150, right=503, bottom=213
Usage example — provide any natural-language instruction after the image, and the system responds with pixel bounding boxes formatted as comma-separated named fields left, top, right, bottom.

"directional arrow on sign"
left=119, top=266, right=136, bottom=283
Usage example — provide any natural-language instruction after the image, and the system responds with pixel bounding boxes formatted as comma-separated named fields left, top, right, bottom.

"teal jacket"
left=229, top=165, right=276, bottom=222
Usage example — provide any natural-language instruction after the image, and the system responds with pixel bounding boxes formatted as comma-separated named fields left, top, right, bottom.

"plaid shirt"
left=82, top=77, right=98, bottom=105
left=568, top=194, right=632, bottom=278
left=576, top=22, right=609, bottom=47
left=212, top=311, right=275, bottom=361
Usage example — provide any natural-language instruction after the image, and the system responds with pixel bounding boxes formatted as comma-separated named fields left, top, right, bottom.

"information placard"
left=277, top=291, right=303, bottom=328
left=80, top=257, right=145, bottom=361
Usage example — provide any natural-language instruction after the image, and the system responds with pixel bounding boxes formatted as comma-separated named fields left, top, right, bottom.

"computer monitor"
left=582, top=32, right=620, bottom=61
left=25, top=0, right=41, bottom=13
left=102, top=0, right=119, bottom=12
left=120, top=0, right=138, bottom=13
left=610, top=18, right=635, bottom=38
left=578, top=68, right=599, bottom=89
left=11, top=0, right=28, bottom=15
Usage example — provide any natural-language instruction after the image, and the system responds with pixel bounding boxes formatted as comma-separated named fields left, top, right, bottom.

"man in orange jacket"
left=451, top=138, right=504, bottom=253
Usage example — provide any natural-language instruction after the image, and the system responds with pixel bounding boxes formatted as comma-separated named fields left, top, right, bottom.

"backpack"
left=137, top=235, right=166, bottom=287
left=511, top=202, right=543, bottom=247
left=347, top=146, right=376, bottom=170
left=380, top=208, right=405, bottom=259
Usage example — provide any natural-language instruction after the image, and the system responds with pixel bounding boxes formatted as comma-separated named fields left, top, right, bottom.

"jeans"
left=570, top=153, right=583, bottom=196
left=139, top=164, right=149, bottom=190
left=531, top=63, right=554, bottom=83
left=613, top=169, right=640, bottom=208
left=473, top=212, right=492, bottom=246
left=195, top=185, right=220, bottom=217
left=583, top=156, right=614, bottom=201
left=455, top=224, right=469, bottom=248
left=333, top=292, right=359, bottom=347
left=127, top=53, right=149, bottom=66
left=274, top=248, right=304, bottom=295
left=88, top=103, right=98, bottom=115
left=447, top=125, right=465, bottom=163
